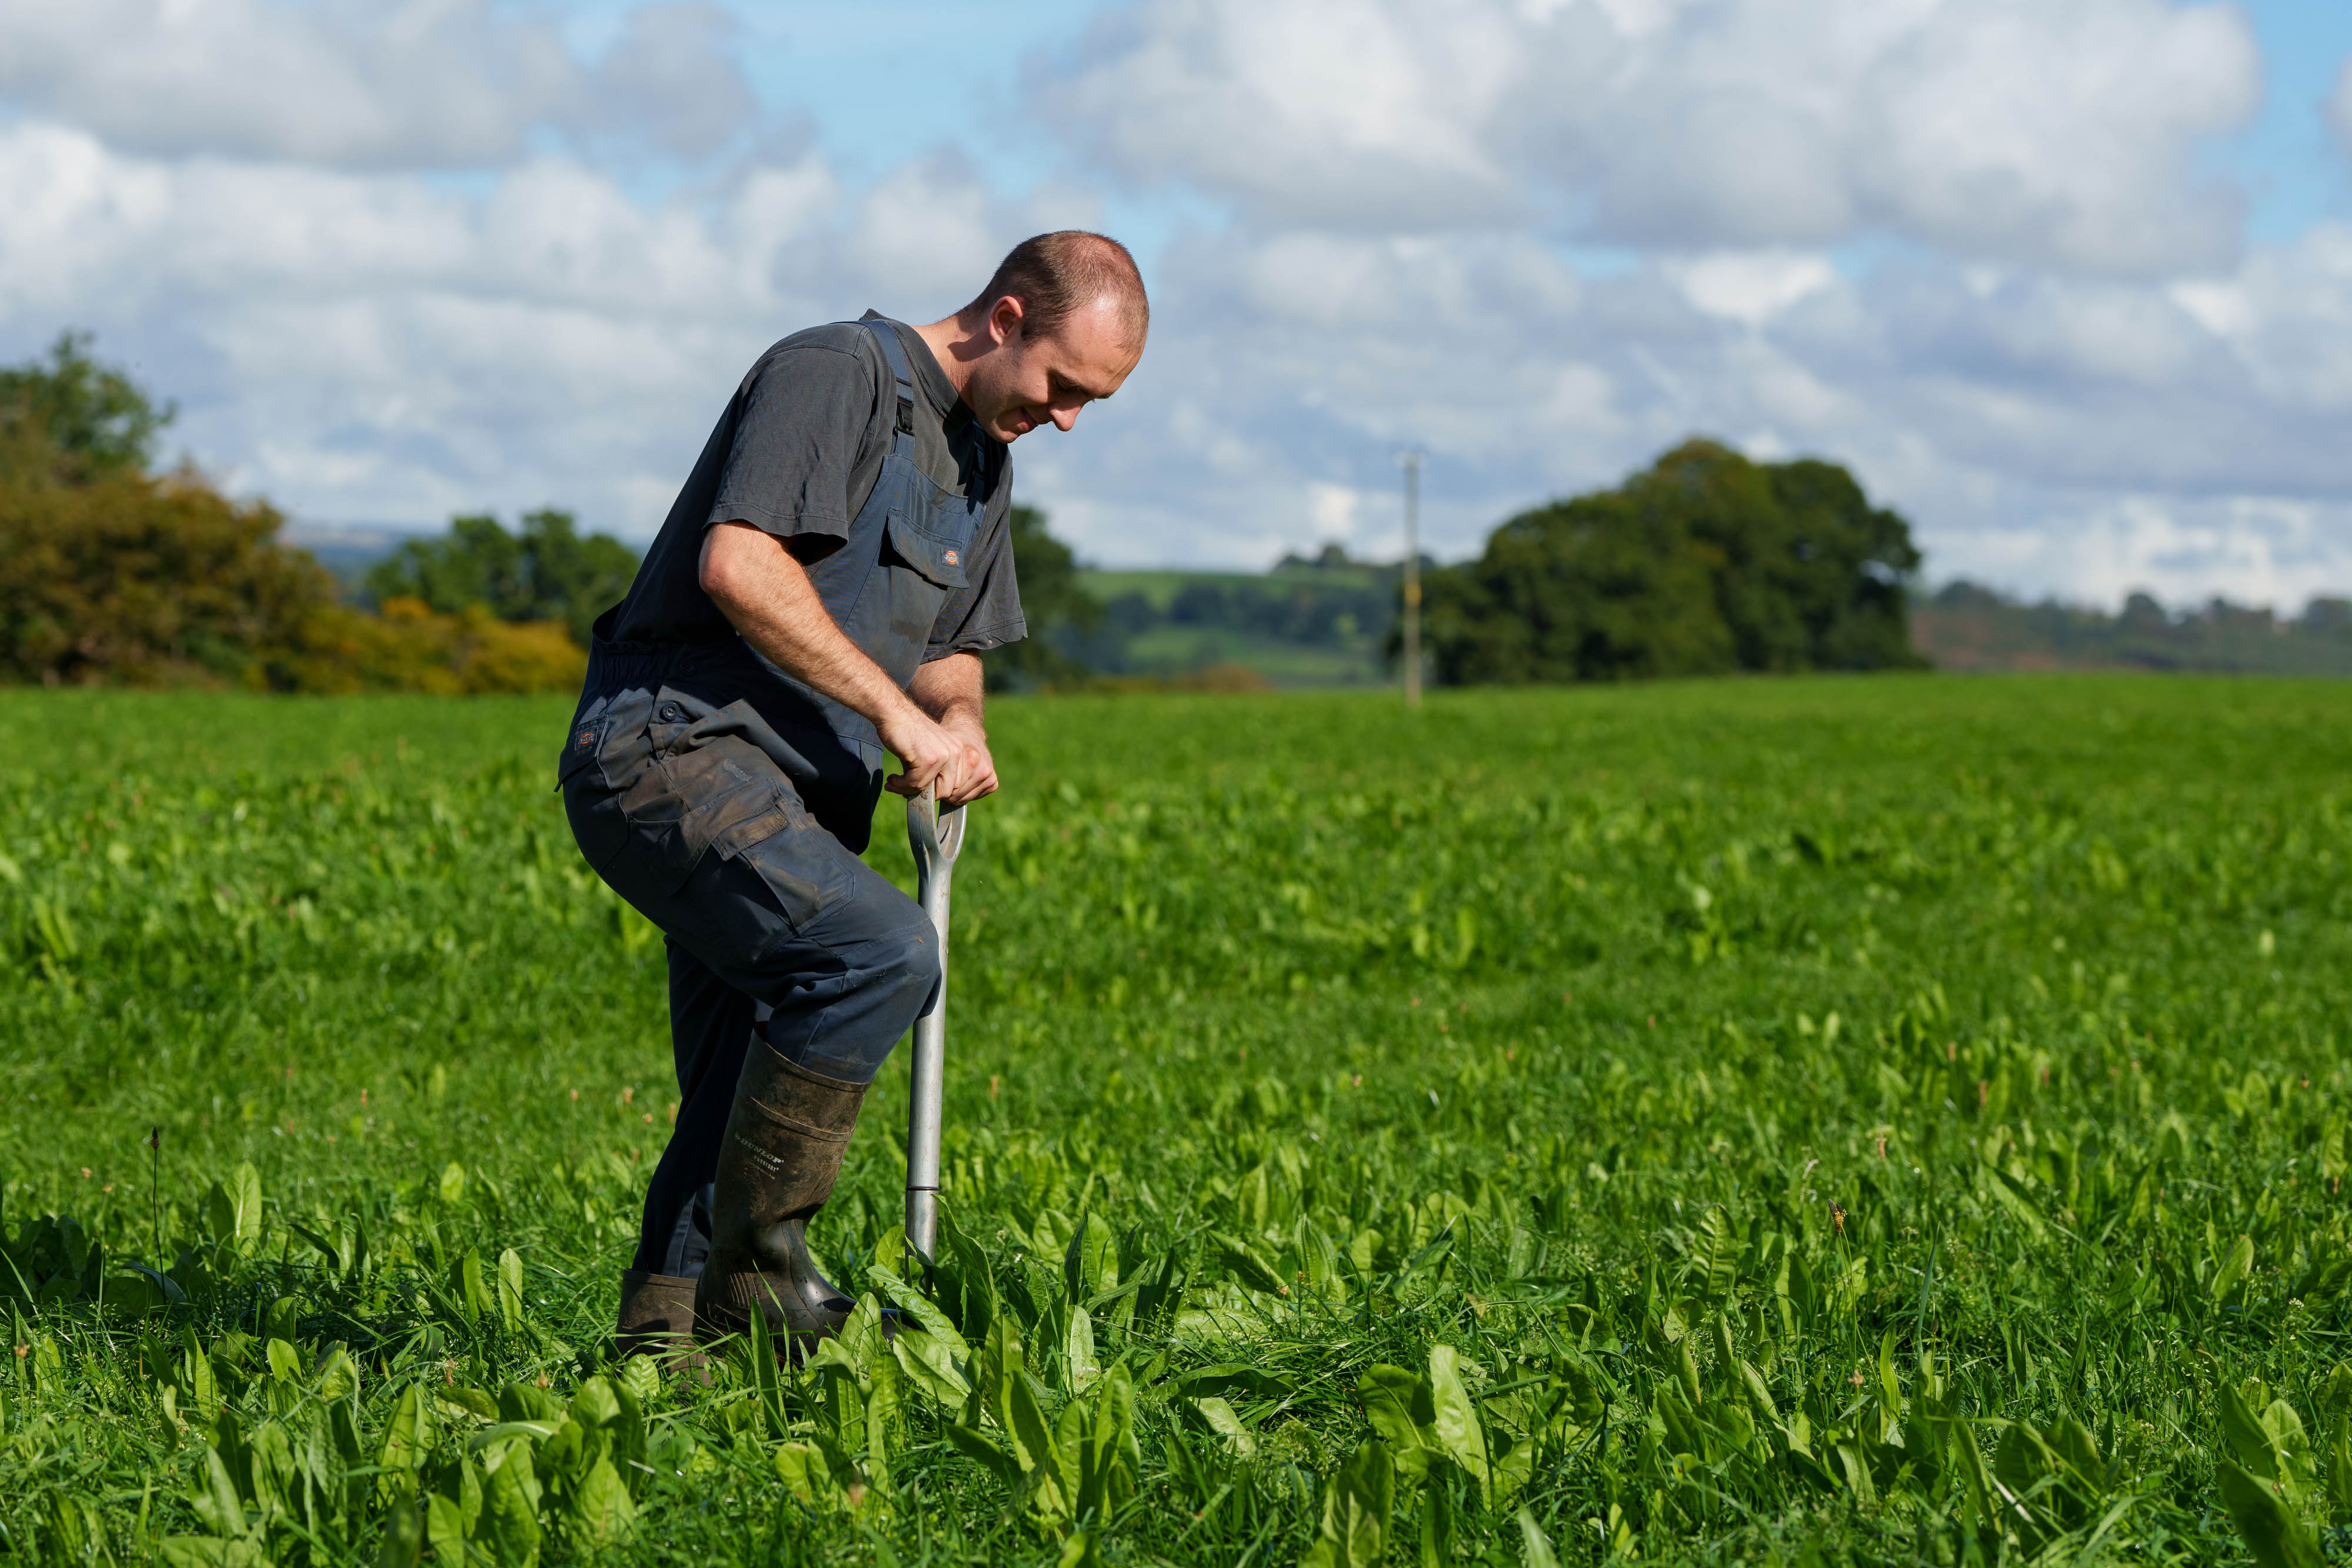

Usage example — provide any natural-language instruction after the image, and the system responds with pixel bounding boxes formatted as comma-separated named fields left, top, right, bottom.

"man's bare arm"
left=908, top=653, right=998, bottom=806
left=698, top=521, right=965, bottom=798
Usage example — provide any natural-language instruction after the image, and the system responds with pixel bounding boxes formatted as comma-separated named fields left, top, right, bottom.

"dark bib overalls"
left=560, top=320, right=991, bottom=1279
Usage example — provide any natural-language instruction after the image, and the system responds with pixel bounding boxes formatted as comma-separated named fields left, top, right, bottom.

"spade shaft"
left=904, top=781, right=965, bottom=1262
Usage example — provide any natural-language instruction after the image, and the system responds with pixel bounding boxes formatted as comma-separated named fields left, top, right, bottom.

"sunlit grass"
left=1, top=675, right=2347, bottom=1564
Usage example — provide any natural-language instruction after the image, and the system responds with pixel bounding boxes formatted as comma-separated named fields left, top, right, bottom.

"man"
left=559, top=232, right=1148, bottom=1359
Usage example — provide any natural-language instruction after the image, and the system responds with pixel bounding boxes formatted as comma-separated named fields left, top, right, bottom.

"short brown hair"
left=962, top=232, right=1148, bottom=346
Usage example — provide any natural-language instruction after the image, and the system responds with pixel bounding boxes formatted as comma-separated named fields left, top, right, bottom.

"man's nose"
left=1051, top=406, right=1080, bottom=432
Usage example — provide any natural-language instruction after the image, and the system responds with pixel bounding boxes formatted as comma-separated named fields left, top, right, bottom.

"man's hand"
left=877, top=706, right=971, bottom=801
left=908, top=653, right=997, bottom=807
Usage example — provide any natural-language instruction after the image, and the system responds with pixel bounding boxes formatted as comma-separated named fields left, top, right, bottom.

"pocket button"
left=659, top=703, right=683, bottom=722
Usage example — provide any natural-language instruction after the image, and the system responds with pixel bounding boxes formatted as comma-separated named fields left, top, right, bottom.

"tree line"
left=0, top=335, right=610, bottom=692
left=0, top=336, right=1925, bottom=693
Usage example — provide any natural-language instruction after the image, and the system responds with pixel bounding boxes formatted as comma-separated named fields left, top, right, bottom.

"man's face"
left=964, top=295, right=1142, bottom=444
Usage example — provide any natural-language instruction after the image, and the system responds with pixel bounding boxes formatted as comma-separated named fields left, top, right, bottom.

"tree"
left=0, top=473, right=339, bottom=687
left=1416, top=439, right=1925, bottom=684
left=0, top=333, right=583, bottom=693
left=366, top=508, right=639, bottom=647
left=1419, top=487, right=1736, bottom=684
left=985, top=505, right=1102, bottom=690
left=0, top=330, right=176, bottom=487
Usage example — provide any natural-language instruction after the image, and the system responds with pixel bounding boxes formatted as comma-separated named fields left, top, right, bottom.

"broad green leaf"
left=1425, top=1345, right=1489, bottom=1489
left=1185, top=1396, right=1255, bottom=1457
left=1694, top=1206, right=1740, bottom=1300
left=424, top=1492, right=466, bottom=1555
left=312, top=1346, right=359, bottom=1402
left=866, top=1348, right=903, bottom=1486
left=374, top=1500, right=423, bottom=1568
left=1738, top=1360, right=1778, bottom=1422
left=2223, top=1380, right=2283, bottom=1478
left=1005, top=1362, right=1058, bottom=1482
left=944, top=1421, right=1023, bottom=1490
left=1301, top=1440, right=1392, bottom=1568
left=2213, top=1235, right=2257, bottom=1306
left=496, top=1249, right=524, bottom=1333
left=1489, top=1432, right=1534, bottom=1507
left=1359, top=1365, right=1428, bottom=1475
left=867, top=1265, right=973, bottom=1360
left=2219, top=1460, right=2326, bottom=1568
left=229, top=1163, right=263, bottom=1256
left=478, top=1439, right=543, bottom=1567
left=774, top=1442, right=830, bottom=1503
left=1559, top=1359, right=1606, bottom=1426
left=570, top=1457, right=634, bottom=1548
left=436, top=1385, right=498, bottom=1423
left=569, top=1376, right=620, bottom=1430
left=1516, top=1506, right=1561, bottom=1568
left=1062, top=1303, right=1100, bottom=1392
left=1064, top=1212, right=1117, bottom=1302
left=191, top=1447, right=246, bottom=1537
left=159, top=1540, right=265, bottom=1568
left=1676, top=1336, right=1703, bottom=1412
left=381, top=1385, right=432, bottom=1477
left=1217, top=1233, right=1287, bottom=1296
left=616, top=1355, right=660, bottom=1409
left=893, top=1328, right=973, bottom=1408
left=2050, top=1414, right=2107, bottom=1495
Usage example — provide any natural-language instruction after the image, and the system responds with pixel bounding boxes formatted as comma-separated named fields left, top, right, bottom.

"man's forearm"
left=699, top=523, right=918, bottom=733
left=910, top=653, right=984, bottom=730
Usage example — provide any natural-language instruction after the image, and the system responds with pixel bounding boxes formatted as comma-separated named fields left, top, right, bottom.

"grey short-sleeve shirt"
left=605, top=313, right=1025, bottom=662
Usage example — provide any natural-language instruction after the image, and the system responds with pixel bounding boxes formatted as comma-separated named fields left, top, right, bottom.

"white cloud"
left=1938, top=493, right=2352, bottom=611
left=1668, top=252, right=1838, bottom=325
left=0, top=0, right=754, bottom=169
left=1048, top=0, right=1524, bottom=229
left=1054, top=0, right=2259, bottom=274
left=0, top=121, right=1027, bottom=528
left=1306, top=482, right=1362, bottom=542
left=0, top=0, right=2338, bottom=613
left=1014, top=216, right=2352, bottom=603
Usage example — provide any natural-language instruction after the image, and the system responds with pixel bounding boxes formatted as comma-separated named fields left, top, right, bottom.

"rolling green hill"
left=1070, top=558, right=1402, bottom=687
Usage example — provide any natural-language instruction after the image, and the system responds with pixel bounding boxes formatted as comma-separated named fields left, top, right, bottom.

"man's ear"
left=988, top=294, right=1025, bottom=347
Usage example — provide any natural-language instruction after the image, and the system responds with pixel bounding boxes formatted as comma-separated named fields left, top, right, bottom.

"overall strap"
left=860, top=319, right=919, bottom=454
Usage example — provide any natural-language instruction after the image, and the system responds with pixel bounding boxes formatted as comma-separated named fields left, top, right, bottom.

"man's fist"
left=879, top=707, right=968, bottom=801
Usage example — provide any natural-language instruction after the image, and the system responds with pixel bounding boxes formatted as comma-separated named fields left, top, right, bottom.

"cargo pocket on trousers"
left=730, top=815, right=851, bottom=934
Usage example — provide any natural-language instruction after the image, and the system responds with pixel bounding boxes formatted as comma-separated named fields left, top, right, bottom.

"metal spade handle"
left=904, top=780, right=965, bottom=1262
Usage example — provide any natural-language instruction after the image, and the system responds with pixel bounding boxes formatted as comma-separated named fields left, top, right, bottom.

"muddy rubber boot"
left=694, top=1041, right=866, bottom=1358
left=614, top=1271, right=704, bottom=1372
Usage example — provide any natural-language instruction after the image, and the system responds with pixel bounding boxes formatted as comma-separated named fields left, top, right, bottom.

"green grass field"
left=4, top=676, right=2350, bottom=1566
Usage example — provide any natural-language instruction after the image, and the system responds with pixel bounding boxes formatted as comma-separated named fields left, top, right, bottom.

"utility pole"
left=1401, top=450, right=1423, bottom=708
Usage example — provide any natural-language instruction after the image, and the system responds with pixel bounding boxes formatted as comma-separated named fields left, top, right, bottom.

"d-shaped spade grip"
left=904, top=780, right=965, bottom=1263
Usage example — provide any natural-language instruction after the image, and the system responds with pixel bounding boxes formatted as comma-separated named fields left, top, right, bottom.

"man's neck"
left=912, top=316, right=978, bottom=405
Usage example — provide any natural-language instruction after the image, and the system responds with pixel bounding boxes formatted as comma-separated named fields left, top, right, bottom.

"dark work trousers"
left=562, top=674, right=940, bottom=1279
left=564, top=317, right=985, bottom=1279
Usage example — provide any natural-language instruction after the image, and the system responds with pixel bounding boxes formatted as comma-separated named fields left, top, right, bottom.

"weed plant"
left=0, top=676, right=2347, bottom=1565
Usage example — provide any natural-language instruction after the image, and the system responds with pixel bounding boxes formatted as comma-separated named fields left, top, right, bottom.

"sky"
left=4, top=1, right=2351, bottom=609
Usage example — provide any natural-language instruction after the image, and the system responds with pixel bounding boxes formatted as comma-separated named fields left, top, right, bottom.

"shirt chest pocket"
left=884, top=509, right=975, bottom=591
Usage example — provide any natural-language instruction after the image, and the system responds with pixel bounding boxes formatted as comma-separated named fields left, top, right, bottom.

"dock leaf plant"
left=0, top=676, right=2346, bottom=1564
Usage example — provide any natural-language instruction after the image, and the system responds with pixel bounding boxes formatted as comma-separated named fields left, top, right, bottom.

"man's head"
left=928, top=232, right=1148, bottom=444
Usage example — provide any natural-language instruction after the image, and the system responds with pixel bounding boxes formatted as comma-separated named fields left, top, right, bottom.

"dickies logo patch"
left=575, top=728, right=595, bottom=751
left=943, top=549, right=960, bottom=567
